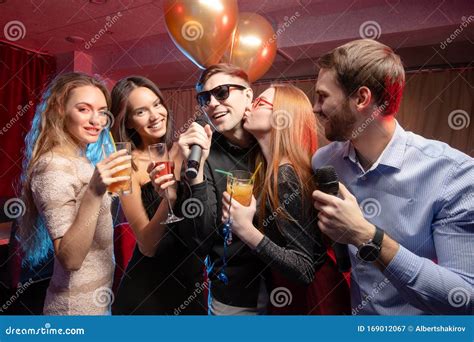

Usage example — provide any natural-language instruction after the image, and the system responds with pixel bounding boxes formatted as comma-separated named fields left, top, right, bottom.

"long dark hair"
left=110, top=76, right=174, bottom=169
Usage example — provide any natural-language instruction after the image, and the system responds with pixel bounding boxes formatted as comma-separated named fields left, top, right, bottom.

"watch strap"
left=372, top=226, right=384, bottom=247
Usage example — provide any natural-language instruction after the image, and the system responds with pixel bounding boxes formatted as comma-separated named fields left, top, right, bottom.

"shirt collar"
left=378, top=121, right=407, bottom=170
left=343, top=140, right=356, bottom=162
left=343, top=120, right=407, bottom=171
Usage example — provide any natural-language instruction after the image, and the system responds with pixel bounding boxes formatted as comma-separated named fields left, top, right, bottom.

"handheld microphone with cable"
left=314, top=165, right=351, bottom=273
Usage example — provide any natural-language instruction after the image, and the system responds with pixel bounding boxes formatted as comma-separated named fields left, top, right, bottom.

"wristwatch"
left=356, top=226, right=384, bottom=262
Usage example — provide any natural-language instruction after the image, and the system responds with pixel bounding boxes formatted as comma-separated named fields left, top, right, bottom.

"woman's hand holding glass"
left=148, top=143, right=183, bottom=224
left=147, top=161, right=177, bottom=202
left=221, top=192, right=257, bottom=236
left=89, top=149, right=132, bottom=196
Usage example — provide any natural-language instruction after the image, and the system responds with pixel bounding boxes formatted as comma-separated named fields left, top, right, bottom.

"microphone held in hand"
left=185, top=115, right=208, bottom=179
left=186, top=145, right=201, bottom=179
left=314, top=166, right=351, bottom=273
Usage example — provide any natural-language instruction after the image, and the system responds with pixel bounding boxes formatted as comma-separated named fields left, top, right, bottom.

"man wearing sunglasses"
left=176, top=63, right=268, bottom=315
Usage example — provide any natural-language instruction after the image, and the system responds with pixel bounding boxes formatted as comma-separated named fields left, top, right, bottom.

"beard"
left=321, top=100, right=357, bottom=142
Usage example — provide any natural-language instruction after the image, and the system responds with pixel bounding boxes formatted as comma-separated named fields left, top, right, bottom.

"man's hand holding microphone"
left=178, top=122, right=213, bottom=185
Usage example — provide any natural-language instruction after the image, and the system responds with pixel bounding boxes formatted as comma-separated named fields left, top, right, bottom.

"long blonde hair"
left=18, top=72, right=110, bottom=267
left=254, top=83, right=318, bottom=228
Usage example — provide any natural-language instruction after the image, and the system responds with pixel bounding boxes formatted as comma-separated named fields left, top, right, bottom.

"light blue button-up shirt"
left=312, top=121, right=473, bottom=315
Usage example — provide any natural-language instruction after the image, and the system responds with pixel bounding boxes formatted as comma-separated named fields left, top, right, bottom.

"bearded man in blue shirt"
left=312, top=38, right=473, bottom=315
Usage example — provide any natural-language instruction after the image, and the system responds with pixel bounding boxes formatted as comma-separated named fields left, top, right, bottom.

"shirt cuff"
left=384, top=244, right=423, bottom=286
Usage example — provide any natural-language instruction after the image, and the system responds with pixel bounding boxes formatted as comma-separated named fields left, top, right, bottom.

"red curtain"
left=0, top=42, right=56, bottom=204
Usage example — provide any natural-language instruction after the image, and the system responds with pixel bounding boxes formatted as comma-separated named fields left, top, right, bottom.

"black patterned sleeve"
left=254, top=165, right=326, bottom=284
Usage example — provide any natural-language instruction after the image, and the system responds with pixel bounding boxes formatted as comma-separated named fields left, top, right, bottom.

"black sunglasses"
left=196, top=84, right=247, bottom=107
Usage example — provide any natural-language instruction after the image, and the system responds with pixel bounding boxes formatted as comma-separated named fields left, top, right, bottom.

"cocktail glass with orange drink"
left=226, top=170, right=254, bottom=206
left=224, top=170, right=254, bottom=244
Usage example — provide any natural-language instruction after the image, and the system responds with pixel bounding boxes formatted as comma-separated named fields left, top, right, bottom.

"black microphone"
left=185, top=115, right=207, bottom=179
left=314, top=166, right=351, bottom=273
left=186, top=145, right=201, bottom=179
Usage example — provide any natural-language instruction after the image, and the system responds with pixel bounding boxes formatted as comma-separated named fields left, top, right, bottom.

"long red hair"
left=254, top=83, right=318, bottom=227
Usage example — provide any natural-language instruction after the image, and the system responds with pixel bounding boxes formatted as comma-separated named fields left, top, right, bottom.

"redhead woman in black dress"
left=221, top=84, right=327, bottom=314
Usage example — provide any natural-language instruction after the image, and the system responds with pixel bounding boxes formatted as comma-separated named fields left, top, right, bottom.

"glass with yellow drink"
left=102, top=142, right=132, bottom=195
left=226, top=170, right=254, bottom=206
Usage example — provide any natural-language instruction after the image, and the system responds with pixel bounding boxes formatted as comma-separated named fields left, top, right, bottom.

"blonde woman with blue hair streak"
left=18, top=72, right=130, bottom=315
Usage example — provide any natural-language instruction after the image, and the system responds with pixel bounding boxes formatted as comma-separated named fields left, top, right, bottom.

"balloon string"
left=229, top=27, right=237, bottom=62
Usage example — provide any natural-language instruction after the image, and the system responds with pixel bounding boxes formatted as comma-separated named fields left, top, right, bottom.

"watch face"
left=358, top=245, right=380, bottom=262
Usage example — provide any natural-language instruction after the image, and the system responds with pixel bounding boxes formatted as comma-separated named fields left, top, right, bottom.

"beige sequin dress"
left=31, top=152, right=114, bottom=315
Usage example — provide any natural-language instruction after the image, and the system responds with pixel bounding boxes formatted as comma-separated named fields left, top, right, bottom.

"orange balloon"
left=164, top=0, right=239, bottom=69
left=222, top=12, right=277, bottom=82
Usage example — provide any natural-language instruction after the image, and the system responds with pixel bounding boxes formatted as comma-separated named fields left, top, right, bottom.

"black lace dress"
left=113, top=182, right=207, bottom=315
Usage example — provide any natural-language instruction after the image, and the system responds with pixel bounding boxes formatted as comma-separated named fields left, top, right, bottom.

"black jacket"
left=175, top=132, right=266, bottom=307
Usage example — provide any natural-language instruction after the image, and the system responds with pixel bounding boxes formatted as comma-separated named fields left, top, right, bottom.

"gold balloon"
left=222, top=12, right=277, bottom=82
left=164, top=0, right=239, bottom=69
